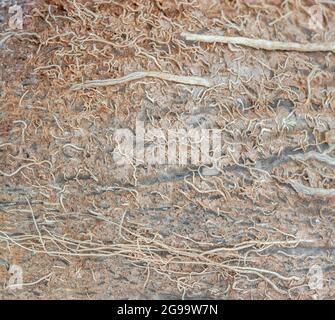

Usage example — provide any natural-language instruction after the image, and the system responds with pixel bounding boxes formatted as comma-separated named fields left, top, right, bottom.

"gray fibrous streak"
left=139, top=143, right=330, bottom=186
left=290, top=151, right=335, bottom=167
left=0, top=31, right=40, bottom=47
left=70, top=71, right=213, bottom=90
left=289, top=181, right=335, bottom=197
left=181, top=32, right=335, bottom=52
left=0, top=258, right=10, bottom=270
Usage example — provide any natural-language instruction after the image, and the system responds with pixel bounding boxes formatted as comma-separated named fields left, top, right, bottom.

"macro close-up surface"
left=1, top=0, right=335, bottom=300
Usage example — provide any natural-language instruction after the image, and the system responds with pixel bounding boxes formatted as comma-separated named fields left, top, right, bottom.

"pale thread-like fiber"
left=289, top=180, right=335, bottom=197
left=0, top=32, right=40, bottom=47
left=182, top=32, right=335, bottom=52
left=71, top=71, right=213, bottom=90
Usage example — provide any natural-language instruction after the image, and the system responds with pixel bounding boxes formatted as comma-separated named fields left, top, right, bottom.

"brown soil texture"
left=1, top=0, right=335, bottom=299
